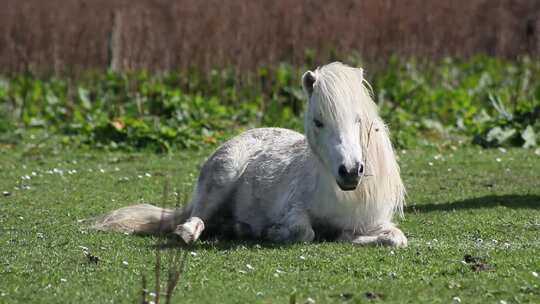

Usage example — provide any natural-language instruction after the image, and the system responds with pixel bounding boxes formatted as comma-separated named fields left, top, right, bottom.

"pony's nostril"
left=339, top=164, right=361, bottom=179
left=338, top=164, right=348, bottom=178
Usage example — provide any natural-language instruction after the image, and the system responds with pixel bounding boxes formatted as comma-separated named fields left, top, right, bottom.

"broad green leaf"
left=521, top=125, right=537, bottom=148
left=486, top=126, right=516, bottom=145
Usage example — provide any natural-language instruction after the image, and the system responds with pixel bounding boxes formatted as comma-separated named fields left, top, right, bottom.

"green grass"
left=1, top=142, right=539, bottom=303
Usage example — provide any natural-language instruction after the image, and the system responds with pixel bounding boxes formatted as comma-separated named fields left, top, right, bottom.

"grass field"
left=1, top=141, right=539, bottom=303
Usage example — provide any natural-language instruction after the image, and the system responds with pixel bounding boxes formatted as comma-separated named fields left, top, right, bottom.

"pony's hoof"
left=234, top=221, right=253, bottom=239
left=264, top=224, right=315, bottom=243
left=352, top=227, right=408, bottom=248
left=290, top=225, right=315, bottom=243
left=377, top=227, right=408, bottom=248
left=264, top=225, right=289, bottom=243
left=174, top=217, right=205, bottom=244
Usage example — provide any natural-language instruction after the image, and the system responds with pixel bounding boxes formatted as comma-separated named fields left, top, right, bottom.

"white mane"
left=312, top=62, right=378, bottom=124
left=312, top=62, right=405, bottom=231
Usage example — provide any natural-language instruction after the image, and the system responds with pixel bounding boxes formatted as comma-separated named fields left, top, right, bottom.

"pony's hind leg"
left=174, top=146, right=246, bottom=244
left=264, top=207, right=315, bottom=243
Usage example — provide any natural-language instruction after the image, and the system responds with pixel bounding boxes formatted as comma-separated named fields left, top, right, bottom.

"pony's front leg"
left=174, top=217, right=205, bottom=244
left=265, top=208, right=315, bottom=243
left=342, top=225, right=407, bottom=248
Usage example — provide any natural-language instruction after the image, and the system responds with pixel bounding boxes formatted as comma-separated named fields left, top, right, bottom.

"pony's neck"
left=307, top=147, right=344, bottom=197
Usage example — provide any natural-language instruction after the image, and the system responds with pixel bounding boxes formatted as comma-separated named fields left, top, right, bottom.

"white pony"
left=93, top=62, right=407, bottom=247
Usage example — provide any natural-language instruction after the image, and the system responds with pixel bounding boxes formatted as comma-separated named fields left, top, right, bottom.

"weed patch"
left=2, top=57, right=539, bottom=151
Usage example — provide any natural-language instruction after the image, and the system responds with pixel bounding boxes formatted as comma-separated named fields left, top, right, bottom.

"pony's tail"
left=89, top=204, right=190, bottom=235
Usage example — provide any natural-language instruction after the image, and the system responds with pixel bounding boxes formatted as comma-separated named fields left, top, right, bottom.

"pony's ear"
left=302, top=70, right=317, bottom=97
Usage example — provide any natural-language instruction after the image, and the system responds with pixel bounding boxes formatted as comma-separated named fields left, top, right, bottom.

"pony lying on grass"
left=92, top=62, right=407, bottom=247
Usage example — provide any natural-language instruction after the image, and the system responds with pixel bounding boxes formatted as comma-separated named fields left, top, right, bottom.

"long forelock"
left=312, top=63, right=376, bottom=126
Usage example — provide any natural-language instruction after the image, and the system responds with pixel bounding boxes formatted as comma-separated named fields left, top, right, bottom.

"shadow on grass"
left=149, top=236, right=303, bottom=251
left=408, top=194, right=540, bottom=213
left=147, top=230, right=345, bottom=251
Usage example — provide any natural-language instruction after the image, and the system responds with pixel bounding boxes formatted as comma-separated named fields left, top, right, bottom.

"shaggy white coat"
left=93, top=62, right=407, bottom=247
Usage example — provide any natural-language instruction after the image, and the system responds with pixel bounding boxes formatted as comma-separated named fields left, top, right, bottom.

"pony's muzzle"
left=337, top=162, right=364, bottom=191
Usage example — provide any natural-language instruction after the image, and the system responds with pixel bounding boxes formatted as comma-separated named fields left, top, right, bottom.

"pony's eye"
left=355, top=117, right=361, bottom=124
left=313, top=119, right=324, bottom=128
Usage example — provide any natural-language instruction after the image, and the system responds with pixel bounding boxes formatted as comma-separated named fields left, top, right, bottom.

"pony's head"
left=302, top=62, right=377, bottom=191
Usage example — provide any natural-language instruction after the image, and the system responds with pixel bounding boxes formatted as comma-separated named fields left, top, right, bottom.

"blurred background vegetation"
left=1, top=0, right=539, bottom=151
